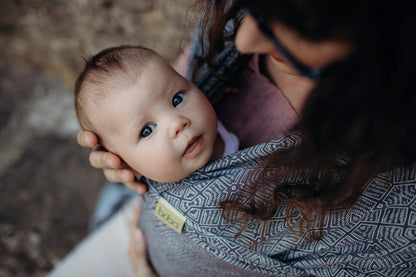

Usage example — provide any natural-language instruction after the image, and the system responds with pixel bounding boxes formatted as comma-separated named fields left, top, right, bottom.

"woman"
left=54, top=0, right=416, bottom=276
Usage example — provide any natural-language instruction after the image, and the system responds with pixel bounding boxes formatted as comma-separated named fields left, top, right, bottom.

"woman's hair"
left=194, top=0, right=416, bottom=238
left=74, top=45, right=156, bottom=134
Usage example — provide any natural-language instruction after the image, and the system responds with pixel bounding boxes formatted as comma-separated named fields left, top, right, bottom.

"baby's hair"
left=74, top=45, right=157, bottom=136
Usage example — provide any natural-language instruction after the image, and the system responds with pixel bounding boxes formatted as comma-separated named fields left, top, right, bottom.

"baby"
left=75, top=45, right=238, bottom=183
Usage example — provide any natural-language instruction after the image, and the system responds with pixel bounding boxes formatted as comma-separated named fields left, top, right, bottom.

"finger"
left=77, top=130, right=98, bottom=148
left=124, top=180, right=148, bottom=195
left=128, top=200, right=157, bottom=277
left=103, top=168, right=134, bottom=183
left=128, top=228, right=150, bottom=277
left=126, top=170, right=148, bottom=194
left=102, top=169, right=148, bottom=194
left=89, top=151, right=121, bottom=169
left=128, top=199, right=146, bottom=274
left=133, top=229, right=156, bottom=277
left=130, top=197, right=143, bottom=231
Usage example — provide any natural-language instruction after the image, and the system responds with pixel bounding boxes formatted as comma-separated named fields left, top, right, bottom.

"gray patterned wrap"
left=141, top=133, right=416, bottom=276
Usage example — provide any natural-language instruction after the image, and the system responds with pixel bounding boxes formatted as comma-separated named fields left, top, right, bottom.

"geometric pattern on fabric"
left=141, top=133, right=416, bottom=276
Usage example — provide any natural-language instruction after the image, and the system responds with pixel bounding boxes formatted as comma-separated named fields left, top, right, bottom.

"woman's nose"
left=168, top=116, right=190, bottom=138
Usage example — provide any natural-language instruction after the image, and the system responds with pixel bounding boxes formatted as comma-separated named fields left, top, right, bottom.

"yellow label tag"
left=154, top=198, right=186, bottom=234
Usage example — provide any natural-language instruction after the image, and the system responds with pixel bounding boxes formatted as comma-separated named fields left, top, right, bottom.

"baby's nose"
left=169, top=116, right=190, bottom=138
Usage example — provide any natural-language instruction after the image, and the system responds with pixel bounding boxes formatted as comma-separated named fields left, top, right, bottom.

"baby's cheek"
left=136, top=158, right=182, bottom=183
left=123, top=153, right=153, bottom=178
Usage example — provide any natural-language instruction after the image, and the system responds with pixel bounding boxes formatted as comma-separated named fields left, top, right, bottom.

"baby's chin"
left=144, top=146, right=214, bottom=183
left=148, top=159, right=212, bottom=184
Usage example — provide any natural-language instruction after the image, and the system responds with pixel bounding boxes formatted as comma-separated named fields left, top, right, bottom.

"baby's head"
left=75, top=45, right=218, bottom=182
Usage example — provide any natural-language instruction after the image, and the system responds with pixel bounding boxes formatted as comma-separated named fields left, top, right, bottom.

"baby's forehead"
left=81, top=54, right=176, bottom=115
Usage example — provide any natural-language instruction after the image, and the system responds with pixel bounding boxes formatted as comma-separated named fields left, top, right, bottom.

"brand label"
left=154, top=198, right=186, bottom=234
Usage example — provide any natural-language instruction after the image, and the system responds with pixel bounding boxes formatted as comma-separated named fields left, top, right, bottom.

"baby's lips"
left=183, top=135, right=203, bottom=159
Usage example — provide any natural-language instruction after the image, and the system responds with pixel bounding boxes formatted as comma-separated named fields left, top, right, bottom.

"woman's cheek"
left=235, top=16, right=274, bottom=54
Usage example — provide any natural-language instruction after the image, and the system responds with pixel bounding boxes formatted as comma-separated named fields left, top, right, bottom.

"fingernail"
left=86, top=135, right=93, bottom=146
left=107, top=159, right=115, bottom=168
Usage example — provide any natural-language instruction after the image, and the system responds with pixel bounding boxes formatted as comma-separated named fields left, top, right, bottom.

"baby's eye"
left=140, top=124, right=156, bottom=138
left=172, top=92, right=185, bottom=107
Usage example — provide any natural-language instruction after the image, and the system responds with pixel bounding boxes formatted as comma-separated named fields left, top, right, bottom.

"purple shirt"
left=215, top=55, right=298, bottom=148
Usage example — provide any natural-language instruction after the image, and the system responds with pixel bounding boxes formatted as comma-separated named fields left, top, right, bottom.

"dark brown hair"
left=194, top=0, right=416, bottom=238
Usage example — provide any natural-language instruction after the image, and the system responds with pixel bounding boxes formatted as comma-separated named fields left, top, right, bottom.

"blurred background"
left=0, top=0, right=195, bottom=276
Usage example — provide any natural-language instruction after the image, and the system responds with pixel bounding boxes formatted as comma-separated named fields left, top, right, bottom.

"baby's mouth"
left=183, top=135, right=203, bottom=159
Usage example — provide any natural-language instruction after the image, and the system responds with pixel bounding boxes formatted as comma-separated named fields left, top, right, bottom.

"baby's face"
left=93, top=56, right=217, bottom=182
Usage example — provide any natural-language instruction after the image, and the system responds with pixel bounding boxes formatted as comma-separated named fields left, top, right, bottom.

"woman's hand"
left=77, top=130, right=148, bottom=194
left=128, top=199, right=157, bottom=277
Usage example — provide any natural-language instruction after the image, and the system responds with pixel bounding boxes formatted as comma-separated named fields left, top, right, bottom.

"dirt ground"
left=0, top=1, right=194, bottom=276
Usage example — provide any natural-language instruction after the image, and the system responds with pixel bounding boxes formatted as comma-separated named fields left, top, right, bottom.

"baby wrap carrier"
left=139, top=28, right=416, bottom=277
